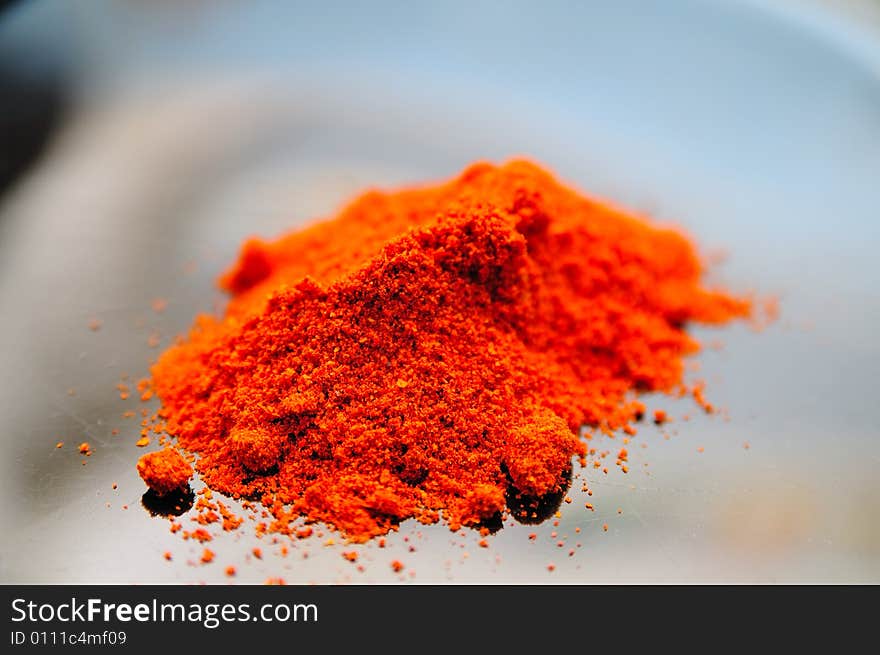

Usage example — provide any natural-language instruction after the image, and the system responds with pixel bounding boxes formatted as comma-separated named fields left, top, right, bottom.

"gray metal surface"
left=0, top=0, right=878, bottom=583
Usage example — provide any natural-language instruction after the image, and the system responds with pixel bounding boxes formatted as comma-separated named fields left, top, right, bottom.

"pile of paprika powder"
left=141, top=160, right=751, bottom=542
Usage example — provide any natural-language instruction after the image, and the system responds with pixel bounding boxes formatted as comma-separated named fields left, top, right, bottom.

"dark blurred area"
left=0, top=0, right=69, bottom=200
left=0, top=63, right=67, bottom=199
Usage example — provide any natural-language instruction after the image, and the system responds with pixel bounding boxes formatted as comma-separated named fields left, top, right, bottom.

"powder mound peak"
left=151, top=160, right=751, bottom=541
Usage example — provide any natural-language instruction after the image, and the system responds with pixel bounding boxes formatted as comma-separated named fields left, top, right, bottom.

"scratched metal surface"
left=0, top=0, right=879, bottom=583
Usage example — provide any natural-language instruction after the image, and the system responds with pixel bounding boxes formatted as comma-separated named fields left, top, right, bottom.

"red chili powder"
left=147, top=160, right=751, bottom=542
left=137, top=447, right=193, bottom=496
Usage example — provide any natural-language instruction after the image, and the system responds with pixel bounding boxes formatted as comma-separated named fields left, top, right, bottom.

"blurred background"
left=0, top=0, right=878, bottom=583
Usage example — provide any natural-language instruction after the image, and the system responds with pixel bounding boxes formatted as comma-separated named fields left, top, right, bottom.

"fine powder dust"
left=144, top=160, right=752, bottom=542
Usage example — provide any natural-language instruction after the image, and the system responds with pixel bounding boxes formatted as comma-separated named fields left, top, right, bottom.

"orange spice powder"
left=143, top=160, right=751, bottom=542
left=137, top=447, right=193, bottom=496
